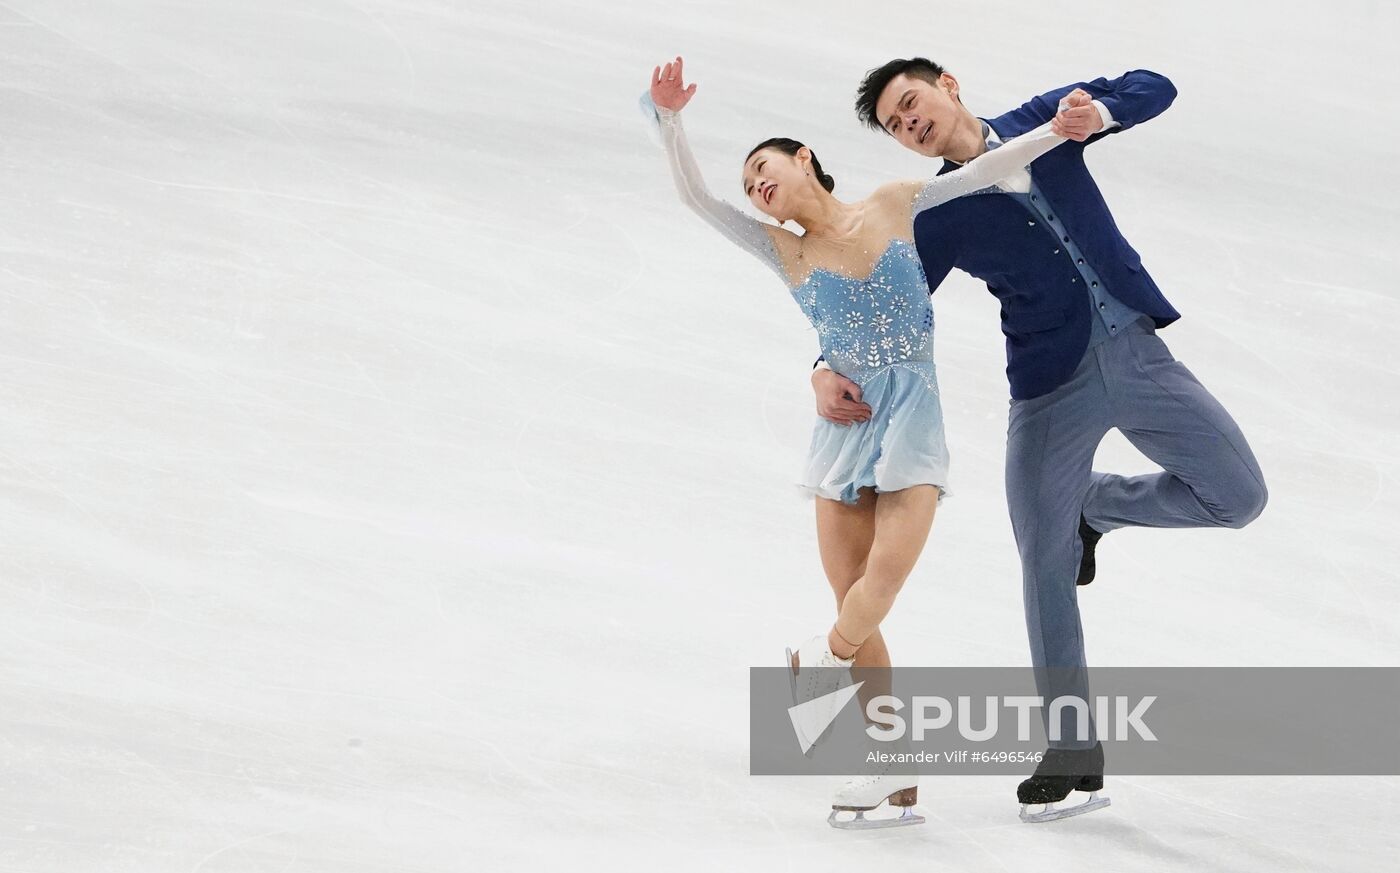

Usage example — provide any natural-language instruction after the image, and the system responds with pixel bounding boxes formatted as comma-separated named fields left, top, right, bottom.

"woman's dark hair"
left=745, top=138, right=835, bottom=193
left=855, top=57, right=948, bottom=133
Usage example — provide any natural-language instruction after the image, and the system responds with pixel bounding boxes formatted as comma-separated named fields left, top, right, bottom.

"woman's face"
left=740, top=147, right=810, bottom=222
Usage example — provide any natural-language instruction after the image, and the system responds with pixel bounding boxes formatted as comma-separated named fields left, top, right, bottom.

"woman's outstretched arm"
left=645, top=57, right=789, bottom=284
left=911, top=121, right=1067, bottom=214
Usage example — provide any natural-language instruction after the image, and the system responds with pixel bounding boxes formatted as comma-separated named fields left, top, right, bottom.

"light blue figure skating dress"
left=642, top=93, right=1064, bottom=505
left=790, top=237, right=947, bottom=504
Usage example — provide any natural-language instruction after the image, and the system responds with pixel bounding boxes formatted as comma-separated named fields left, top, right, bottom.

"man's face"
left=874, top=72, right=968, bottom=158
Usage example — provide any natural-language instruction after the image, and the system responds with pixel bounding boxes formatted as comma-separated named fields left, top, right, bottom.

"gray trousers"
left=1006, top=321, right=1268, bottom=748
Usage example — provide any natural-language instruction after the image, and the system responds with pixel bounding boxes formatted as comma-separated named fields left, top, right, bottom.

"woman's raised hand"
left=650, top=56, right=697, bottom=112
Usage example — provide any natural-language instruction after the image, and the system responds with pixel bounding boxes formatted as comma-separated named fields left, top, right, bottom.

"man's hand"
left=812, top=369, right=872, bottom=426
left=1051, top=88, right=1104, bottom=141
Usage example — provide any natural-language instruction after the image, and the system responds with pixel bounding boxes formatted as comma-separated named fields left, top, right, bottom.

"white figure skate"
left=829, top=731, right=924, bottom=830
left=784, top=635, right=854, bottom=754
left=829, top=775, right=924, bottom=830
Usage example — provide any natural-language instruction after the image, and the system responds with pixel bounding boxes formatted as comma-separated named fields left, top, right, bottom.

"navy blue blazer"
left=913, top=70, right=1182, bottom=400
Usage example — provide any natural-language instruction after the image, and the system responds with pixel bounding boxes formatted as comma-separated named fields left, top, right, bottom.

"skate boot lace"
left=845, top=756, right=897, bottom=792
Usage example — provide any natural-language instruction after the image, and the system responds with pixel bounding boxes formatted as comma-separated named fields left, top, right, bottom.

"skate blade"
left=784, top=647, right=797, bottom=704
left=828, top=806, right=925, bottom=830
left=1018, top=792, right=1110, bottom=824
left=785, top=646, right=817, bottom=755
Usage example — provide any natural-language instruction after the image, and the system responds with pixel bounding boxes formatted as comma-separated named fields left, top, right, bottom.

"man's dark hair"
left=855, top=58, right=948, bottom=133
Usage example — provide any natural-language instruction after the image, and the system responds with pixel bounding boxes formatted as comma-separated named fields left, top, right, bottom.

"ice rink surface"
left=1, top=0, right=1397, bottom=870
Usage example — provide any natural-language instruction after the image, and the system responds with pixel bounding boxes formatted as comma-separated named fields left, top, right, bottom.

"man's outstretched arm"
left=993, top=69, right=1178, bottom=142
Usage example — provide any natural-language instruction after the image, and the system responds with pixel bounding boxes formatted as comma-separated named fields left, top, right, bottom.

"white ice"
left=1, top=1, right=1397, bottom=870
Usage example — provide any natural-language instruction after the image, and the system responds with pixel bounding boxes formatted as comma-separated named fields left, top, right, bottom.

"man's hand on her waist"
left=812, top=369, right=872, bottom=426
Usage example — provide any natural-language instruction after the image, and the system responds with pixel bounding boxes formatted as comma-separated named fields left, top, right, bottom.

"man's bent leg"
left=1085, top=331, right=1268, bottom=534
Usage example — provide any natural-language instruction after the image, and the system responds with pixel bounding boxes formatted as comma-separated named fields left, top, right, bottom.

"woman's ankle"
left=828, top=625, right=862, bottom=660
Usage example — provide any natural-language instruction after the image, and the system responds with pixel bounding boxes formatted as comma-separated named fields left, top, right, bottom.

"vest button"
left=1053, top=249, right=1061, bottom=255
left=1027, top=220, right=1036, bottom=226
left=1098, top=302, right=1106, bottom=310
left=1092, top=281, right=1098, bottom=288
left=1077, top=258, right=1084, bottom=265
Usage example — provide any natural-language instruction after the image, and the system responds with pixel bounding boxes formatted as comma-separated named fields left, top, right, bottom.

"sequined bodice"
left=789, top=239, right=934, bottom=385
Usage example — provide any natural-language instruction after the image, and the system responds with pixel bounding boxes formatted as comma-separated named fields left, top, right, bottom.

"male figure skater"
left=811, top=60, right=1268, bottom=820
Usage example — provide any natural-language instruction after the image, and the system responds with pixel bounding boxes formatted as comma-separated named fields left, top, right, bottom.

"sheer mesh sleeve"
left=912, top=121, right=1066, bottom=214
left=641, top=93, right=788, bottom=284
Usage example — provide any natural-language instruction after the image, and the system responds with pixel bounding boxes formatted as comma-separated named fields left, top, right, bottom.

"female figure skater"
left=645, top=56, right=1064, bottom=825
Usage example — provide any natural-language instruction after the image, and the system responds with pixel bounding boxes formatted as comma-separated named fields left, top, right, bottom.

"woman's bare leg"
left=815, top=489, right=887, bottom=669
left=829, top=485, right=939, bottom=658
left=814, top=486, right=937, bottom=716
